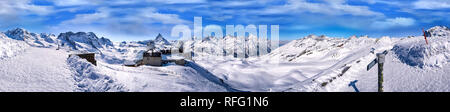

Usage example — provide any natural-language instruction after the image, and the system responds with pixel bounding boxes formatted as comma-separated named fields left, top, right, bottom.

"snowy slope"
left=101, top=41, right=149, bottom=64
left=349, top=26, right=450, bottom=92
left=143, top=26, right=450, bottom=92
left=392, top=27, right=449, bottom=68
left=1, top=26, right=449, bottom=92
left=311, top=26, right=450, bottom=92
left=193, top=34, right=397, bottom=92
left=67, top=56, right=127, bottom=92
left=281, top=36, right=396, bottom=92
left=428, top=26, right=450, bottom=37
left=0, top=28, right=233, bottom=92
left=0, top=47, right=75, bottom=92
left=348, top=50, right=450, bottom=92
left=0, top=35, right=29, bottom=60
left=95, top=61, right=230, bottom=92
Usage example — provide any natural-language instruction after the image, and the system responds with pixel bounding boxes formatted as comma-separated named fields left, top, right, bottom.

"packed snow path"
left=0, top=47, right=75, bottom=91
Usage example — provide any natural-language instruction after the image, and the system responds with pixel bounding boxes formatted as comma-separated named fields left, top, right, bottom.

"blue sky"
left=0, top=0, right=449, bottom=41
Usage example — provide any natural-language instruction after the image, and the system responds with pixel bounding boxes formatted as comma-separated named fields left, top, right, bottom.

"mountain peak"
left=5, top=28, right=33, bottom=41
left=427, top=25, right=450, bottom=37
left=3, top=28, right=58, bottom=47
left=155, top=33, right=165, bottom=41
left=306, top=34, right=317, bottom=38
left=360, top=35, right=369, bottom=38
left=58, top=31, right=99, bottom=42
left=6, top=28, right=30, bottom=35
left=428, top=26, right=449, bottom=31
left=57, top=31, right=113, bottom=52
left=154, top=33, right=170, bottom=45
left=9, top=28, right=27, bottom=32
left=156, top=33, right=163, bottom=38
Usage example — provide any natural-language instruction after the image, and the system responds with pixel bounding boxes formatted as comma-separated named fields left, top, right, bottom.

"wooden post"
left=376, top=53, right=385, bottom=92
left=422, top=28, right=429, bottom=45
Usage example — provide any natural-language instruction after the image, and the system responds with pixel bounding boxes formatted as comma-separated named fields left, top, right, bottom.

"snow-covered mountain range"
left=181, top=34, right=274, bottom=58
left=0, top=26, right=449, bottom=92
left=57, top=31, right=114, bottom=52
left=4, top=28, right=57, bottom=47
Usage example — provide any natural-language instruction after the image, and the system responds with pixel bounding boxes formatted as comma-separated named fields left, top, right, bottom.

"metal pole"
left=376, top=53, right=385, bottom=92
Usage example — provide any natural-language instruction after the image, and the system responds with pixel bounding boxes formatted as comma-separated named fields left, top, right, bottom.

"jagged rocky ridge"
left=5, top=28, right=57, bottom=47
left=57, top=31, right=114, bottom=53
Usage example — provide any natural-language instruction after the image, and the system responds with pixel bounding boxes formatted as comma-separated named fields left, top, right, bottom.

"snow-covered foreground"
left=0, top=37, right=29, bottom=59
left=0, top=45, right=233, bottom=92
left=349, top=53, right=450, bottom=92
left=192, top=26, right=449, bottom=92
left=193, top=36, right=395, bottom=92
left=349, top=35, right=450, bottom=92
left=95, top=61, right=231, bottom=92
left=0, top=26, right=449, bottom=92
left=0, top=47, right=75, bottom=91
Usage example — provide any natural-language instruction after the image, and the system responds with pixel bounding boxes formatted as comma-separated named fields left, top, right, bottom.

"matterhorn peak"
left=154, top=33, right=170, bottom=45
left=155, top=33, right=164, bottom=40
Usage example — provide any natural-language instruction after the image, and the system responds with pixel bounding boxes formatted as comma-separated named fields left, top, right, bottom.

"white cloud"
left=371, top=17, right=415, bottom=29
left=52, top=0, right=206, bottom=6
left=364, top=0, right=403, bottom=6
left=414, top=0, right=450, bottom=9
left=147, top=0, right=206, bottom=4
left=0, top=0, right=53, bottom=16
left=290, top=25, right=310, bottom=30
left=56, top=7, right=189, bottom=38
left=138, top=8, right=189, bottom=24
left=61, top=7, right=188, bottom=25
left=209, top=0, right=261, bottom=7
left=208, top=15, right=233, bottom=21
left=52, top=0, right=98, bottom=6
left=52, top=0, right=136, bottom=6
left=261, top=0, right=383, bottom=17
left=0, top=0, right=53, bottom=28
left=60, top=7, right=110, bottom=25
